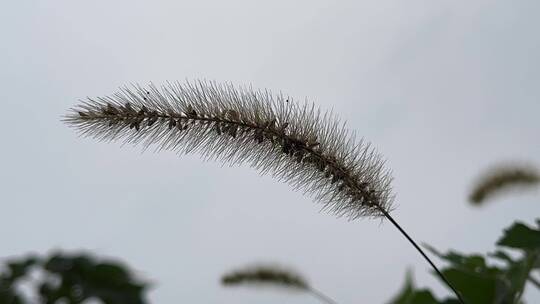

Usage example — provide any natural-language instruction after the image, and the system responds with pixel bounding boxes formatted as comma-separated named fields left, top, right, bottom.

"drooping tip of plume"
left=221, top=264, right=309, bottom=290
left=63, top=80, right=394, bottom=219
left=469, top=162, right=540, bottom=205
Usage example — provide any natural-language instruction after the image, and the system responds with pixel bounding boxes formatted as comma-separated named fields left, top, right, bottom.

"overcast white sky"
left=1, top=0, right=539, bottom=303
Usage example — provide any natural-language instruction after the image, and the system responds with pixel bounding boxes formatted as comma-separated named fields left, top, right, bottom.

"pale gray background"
left=1, top=0, right=539, bottom=303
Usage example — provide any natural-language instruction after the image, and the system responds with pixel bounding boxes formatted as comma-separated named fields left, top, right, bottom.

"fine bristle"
left=64, top=80, right=394, bottom=219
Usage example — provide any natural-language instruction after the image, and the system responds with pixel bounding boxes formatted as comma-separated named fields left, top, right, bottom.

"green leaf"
left=423, top=244, right=501, bottom=276
left=424, top=244, right=518, bottom=302
left=489, top=250, right=514, bottom=264
left=407, top=290, right=439, bottom=304
left=389, top=270, right=415, bottom=304
left=504, top=259, right=529, bottom=296
left=92, top=263, right=130, bottom=286
left=489, top=249, right=539, bottom=301
left=497, top=222, right=540, bottom=250
left=0, top=290, right=22, bottom=304
left=40, top=253, right=147, bottom=303
left=440, top=299, right=461, bottom=304
left=388, top=270, right=442, bottom=304
left=441, top=268, right=510, bottom=304
left=5, top=256, right=39, bottom=281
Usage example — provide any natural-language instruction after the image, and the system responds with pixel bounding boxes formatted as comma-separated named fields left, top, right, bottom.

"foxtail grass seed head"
left=221, top=265, right=308, bottom=290
left=469, top=163, right=540, bottom=205
left=64, top=80, right=394, bottom=219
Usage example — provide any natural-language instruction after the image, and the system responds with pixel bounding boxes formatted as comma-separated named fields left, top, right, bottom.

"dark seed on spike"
left=103, top=104, right=117, bottom=115
left=226, top=109, right=239, bottom=121
left=265, top=119, right=276, bottom=130
left=279, top=122, right=289, bottom=132
left=254, top=130, right=264, bottom=143
left=265, top=133, right=275, bottom=143
left=125, top=104, right=136, bottom=116
left=147, top=116, right=158, bottom=127
left=229, top=125, right=237, bottom=138
left=186, top=105, right=197, bottom=118
left=282, top=141, right=291, bottom=154
left=294, top=151, right=304, bottom=163
left=168, top=118, right=176, bottom=130
left=78, top=111, right=88, bottom=117
left=130, top=121, right=139, bottom=130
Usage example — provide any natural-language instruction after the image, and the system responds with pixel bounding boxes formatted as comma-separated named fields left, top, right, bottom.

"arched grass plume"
left=222, top=265, right=308, bottom=289
left=469, top=164, right=539, bottom=205
left=221, top=264, right=337, bottom=304
left=64, top=80, right=465, bottom=303
left=64, top=80, right=393, bottom=219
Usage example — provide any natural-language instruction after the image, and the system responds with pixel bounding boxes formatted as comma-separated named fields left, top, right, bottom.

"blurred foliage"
left=389, top=220, right=540, bottom=304
left=389, top=270, right=459, bottom=304
left=0, top=252, right=148, bottom=304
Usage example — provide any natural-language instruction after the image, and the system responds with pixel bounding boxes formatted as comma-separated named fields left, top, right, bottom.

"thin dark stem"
left=376, top=206, right=466, bottom=304
left=308, top=287, right=339, bottom=304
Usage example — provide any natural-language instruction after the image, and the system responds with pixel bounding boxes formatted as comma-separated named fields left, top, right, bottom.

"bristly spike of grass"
left=221, top=264, right=338, bottom=304
left=64, top=80, right=394, bottom=219
left=221, top=265, right=309, bottom=290
left=469, top=163, right=540, bottom=205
